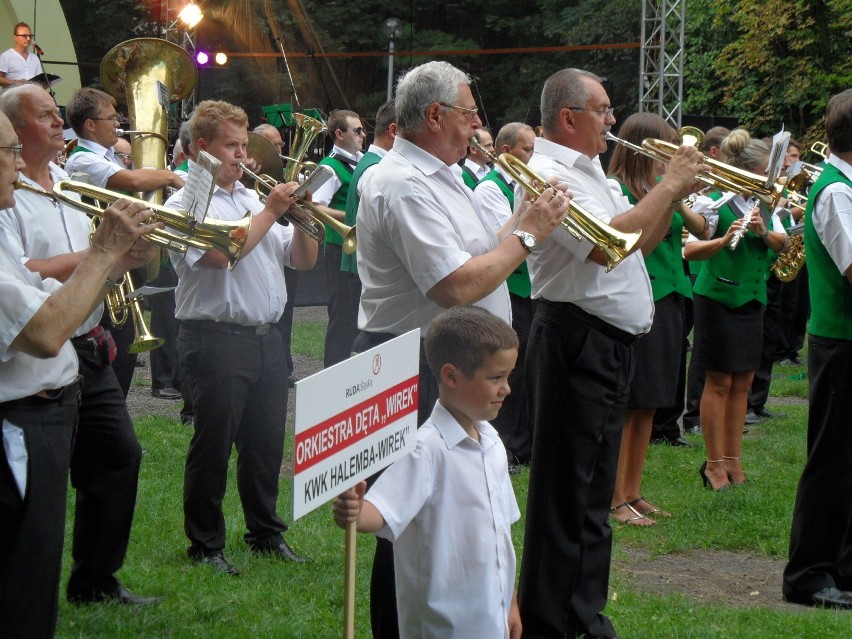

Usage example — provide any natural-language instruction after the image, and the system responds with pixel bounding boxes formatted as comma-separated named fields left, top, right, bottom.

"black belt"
left=0, top=375, right=83, bottom=409
left=541, top=299, right=643, bottom=346
left=182, top=319, right=272, bottom=336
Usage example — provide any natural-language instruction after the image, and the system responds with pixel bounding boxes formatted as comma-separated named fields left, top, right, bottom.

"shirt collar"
left=330, top=144, right=362, bottom=163
left=828, top=154, right=852, bottom=182
left=393, top=136, right=448, bottom=178
left=76, top=137, right=112, bottom=158
left=430, top=400, right=498, bottom=451
left=366, top=144, right=388, bottom=159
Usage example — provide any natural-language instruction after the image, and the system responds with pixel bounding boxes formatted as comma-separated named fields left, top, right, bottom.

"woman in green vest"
left=684, top=129, right=787, bottom=490
left=607, top=113, right=710, bottom=525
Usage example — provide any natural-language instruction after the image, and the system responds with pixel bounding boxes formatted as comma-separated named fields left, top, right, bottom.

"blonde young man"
left=166, top=100, right=317, bottom=576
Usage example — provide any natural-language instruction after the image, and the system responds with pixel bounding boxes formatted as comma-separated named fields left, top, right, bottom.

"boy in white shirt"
left=333, top=305, right=522, bottom=639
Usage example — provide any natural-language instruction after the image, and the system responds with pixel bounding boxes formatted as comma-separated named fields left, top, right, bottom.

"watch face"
left=523, top=235, right=534, bottom=248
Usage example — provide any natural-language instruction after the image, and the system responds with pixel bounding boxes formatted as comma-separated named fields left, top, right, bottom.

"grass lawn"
left=54, top=333, right=851, bottom=638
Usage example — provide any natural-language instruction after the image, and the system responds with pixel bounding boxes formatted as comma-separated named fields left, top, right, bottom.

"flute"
left=728, top=202, right=760, bottom=250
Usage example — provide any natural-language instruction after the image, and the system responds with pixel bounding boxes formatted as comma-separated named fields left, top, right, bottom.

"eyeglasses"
left=90, top=115, right=127, bottom=125
left=15, top=34, right=34, bottom=39
left=438, top=102, right=479, bottom=119
left=352, top=127, right=365, bottom=135
left=0, top=144, right=23, bottom=160
left=568, top=105, right=615, bottom=119
left=115, top=152, right=132, bottom=160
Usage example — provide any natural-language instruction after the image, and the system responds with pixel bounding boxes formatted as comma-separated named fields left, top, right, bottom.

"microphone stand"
left=275, top=36, right=301, bottom=111
left=32, top=43, right=56, bottom=103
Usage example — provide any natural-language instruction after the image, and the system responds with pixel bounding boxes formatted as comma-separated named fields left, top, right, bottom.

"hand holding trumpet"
left=661, top=145, right=711, bottom=201
left=516, top=179, right=573, bottom=241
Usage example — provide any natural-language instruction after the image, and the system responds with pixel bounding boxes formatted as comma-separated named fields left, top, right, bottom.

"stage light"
left=214, top=52, right=228, bottom=66
left=195, top=51, right=209, bottom=66
left=179, top=3, right=203, bottom=29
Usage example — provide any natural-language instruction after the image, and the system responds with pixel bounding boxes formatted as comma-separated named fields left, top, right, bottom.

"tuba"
left=468, top=136, right=641, bottom=271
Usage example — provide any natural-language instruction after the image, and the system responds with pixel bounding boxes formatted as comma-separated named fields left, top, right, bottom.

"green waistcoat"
left=617, top=183, right=692, bottom=302
left=804, top=163, right=852, bottom=340
left=340, top=151, right=382, bottom=274
left=460, top=163, right=479, bottom=190
left=317, top=155, right=355, bottom=246
left=693, top=195, right=775, bottom=308
left=476, top=169, right=531, bottom=298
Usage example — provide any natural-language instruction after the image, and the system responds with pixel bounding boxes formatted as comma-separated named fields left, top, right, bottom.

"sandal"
left=628, top=496, right=671, bottom=518
left=610, top=501, right=655, bottom=526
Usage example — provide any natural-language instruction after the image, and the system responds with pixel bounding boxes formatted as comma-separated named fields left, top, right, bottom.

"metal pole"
left=386, top=38, right=395, bottom=102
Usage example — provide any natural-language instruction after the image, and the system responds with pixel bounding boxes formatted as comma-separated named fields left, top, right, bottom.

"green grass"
left=54, top=331, right=851, bottom=638
left=291, top=320, right=326, bottom=360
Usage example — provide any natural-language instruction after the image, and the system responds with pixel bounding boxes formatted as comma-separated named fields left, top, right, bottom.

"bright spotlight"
left=195, top=51, right=209, bottom=66
left=214, top=52, right=228, bottom=66
left=178, top=3, right=203, bottom=29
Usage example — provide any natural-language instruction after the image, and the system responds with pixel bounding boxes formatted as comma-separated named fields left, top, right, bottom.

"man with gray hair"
left=354, top=60, right=570, bottom=639
left=518, top=68, right=706, bottom=638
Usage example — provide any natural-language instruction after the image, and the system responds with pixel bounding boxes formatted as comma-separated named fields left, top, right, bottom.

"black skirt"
left=628, top=293, right=686, bottom=409
left=692, top=294, right=763, bottom=373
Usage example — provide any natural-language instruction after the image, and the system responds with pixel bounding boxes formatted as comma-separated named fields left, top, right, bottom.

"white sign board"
left=292, top=330, right=420, bottom=520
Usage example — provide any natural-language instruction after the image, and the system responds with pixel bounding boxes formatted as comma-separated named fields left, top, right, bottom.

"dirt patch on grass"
left=614, top=547, right=791, bottom=610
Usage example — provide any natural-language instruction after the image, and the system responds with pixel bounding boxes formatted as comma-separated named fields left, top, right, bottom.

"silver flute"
left=728, top=202, right=760, bottom=250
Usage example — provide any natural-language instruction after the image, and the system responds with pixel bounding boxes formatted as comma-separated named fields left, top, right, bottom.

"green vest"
left=804, top=163, right=852, bottom=340
left=460, top=162, right=479, bottom=190
left=317, top=155, right=355, bottom=246
left=693, top=195, right=775, bottom=308
left=617, top=183, right=692, bottom=302
left=340, top=151, right=382, bottom=274
left=476, top=169, right=531, bottom=298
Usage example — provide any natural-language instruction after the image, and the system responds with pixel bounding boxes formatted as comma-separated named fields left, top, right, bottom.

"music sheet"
left=181, top=150, right=220, bottom=223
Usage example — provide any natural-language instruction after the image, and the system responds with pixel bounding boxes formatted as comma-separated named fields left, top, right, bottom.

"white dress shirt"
left=63, top=138, right=122, bottom=188
left=354, top=144, right=388, bottom=198
left=812, top=154, right=852, bottom=274
left=366, top=401, right=520, bottom=639
left=312, top=144, right=363, bottom=207
left=166, top=180, right=293, bottom=326
left=0, top=228, right=78, bottom=401
left=0, top=164, right=99, bottom=338
left=474, top=165, right=516, bottom=230
left=356, top=136, right=512, bottom=335
left=524, top=137, right=654, bottom=335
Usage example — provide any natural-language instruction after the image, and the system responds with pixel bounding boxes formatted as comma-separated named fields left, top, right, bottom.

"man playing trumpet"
left=165, top=100, right=317, bottom=576
left=0, top=84, right=161, bottom=607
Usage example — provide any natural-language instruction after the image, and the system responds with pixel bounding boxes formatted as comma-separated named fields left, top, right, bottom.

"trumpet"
left=468, top=136, right=641, bottom=271
left=606, top=132, right=786, bottom=210
left=239, top=163, right=357, bottom=255
left=105, top=271, right=165, bottom=353
left=52, top=180, right=251, bottom=270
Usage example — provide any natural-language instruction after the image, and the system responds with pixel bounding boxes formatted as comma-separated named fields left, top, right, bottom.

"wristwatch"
left=512, top=230, right=537, bottom=252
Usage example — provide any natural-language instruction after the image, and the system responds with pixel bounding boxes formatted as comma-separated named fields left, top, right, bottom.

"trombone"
left=468, top=136, right=641, bottom=271
left=239, top=163, right=357, bottom=255
left=52, top=180, right=251, bottom=270
left=605, top=132, right=786, bottom=210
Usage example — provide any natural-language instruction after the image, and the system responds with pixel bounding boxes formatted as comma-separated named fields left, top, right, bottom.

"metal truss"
left=163, top=0, right=197, bottom=120
left=639, top=0, right=685, bottom=128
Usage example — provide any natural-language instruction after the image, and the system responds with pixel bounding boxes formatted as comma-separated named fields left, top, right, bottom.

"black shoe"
left=784, top=586, right=852, bottom=610
left=651, top=435, right=694, bottom=448
left=249, top=539, right=307, bottom=563
left=288, top=374, right=299, bottom=388
left=69, top=585, right=161, bottom=606
left=152, top=387, right=182, bottom=400
left=507, top=462, right=521, bottom=475
left=180, top=414, right=195, bottom=427
left=754, top=407, right=786, bottom=419
left=744, top=410, right=764, bottom=425
left=188, top=548, right=241, bottom=575
left=684, top=424, right=702, bottom=435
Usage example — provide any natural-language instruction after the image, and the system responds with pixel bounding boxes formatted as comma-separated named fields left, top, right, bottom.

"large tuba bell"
left=468, top=136, right=641, bottom=271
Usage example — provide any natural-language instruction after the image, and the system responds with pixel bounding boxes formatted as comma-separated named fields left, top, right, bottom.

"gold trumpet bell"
left=128, top=305, right=166, bottom=353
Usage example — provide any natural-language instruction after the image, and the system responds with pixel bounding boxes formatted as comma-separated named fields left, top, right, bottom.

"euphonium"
left=606, top=132, right=786, bottom=210
left=284, top=113, right=327, bottom=182
left=468, top=136, right=641, bottom=272
left=678, top=126, right=705, bottom=148
left=239, top=163, right=357, bottom=255
left=53, top=180, right=251, bottom=270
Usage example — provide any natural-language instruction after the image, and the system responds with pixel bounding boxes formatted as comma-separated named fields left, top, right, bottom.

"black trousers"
left=352, top=330, right=439, bottom=639
left=274, top=266, right=299, bottom=376
left=652, top=296, right=692, bottom=439
left=66, top=340, right=143, bottom=599
left=149, top=265, right=180, bottom=391
left=178, top=323, right=289, bottom=553
left=749, top=275, right=784, bottom=411
left=778, top=265, right=810, bottom=359
left=490, top=293, right=535, bottom=463
left=0, top=391, right=78, bottom=639
left=323, top=243, right=362, bottom=368
left=783, top=335, right=852, bottom=597
left=519, top=301, right=632, bottom=639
